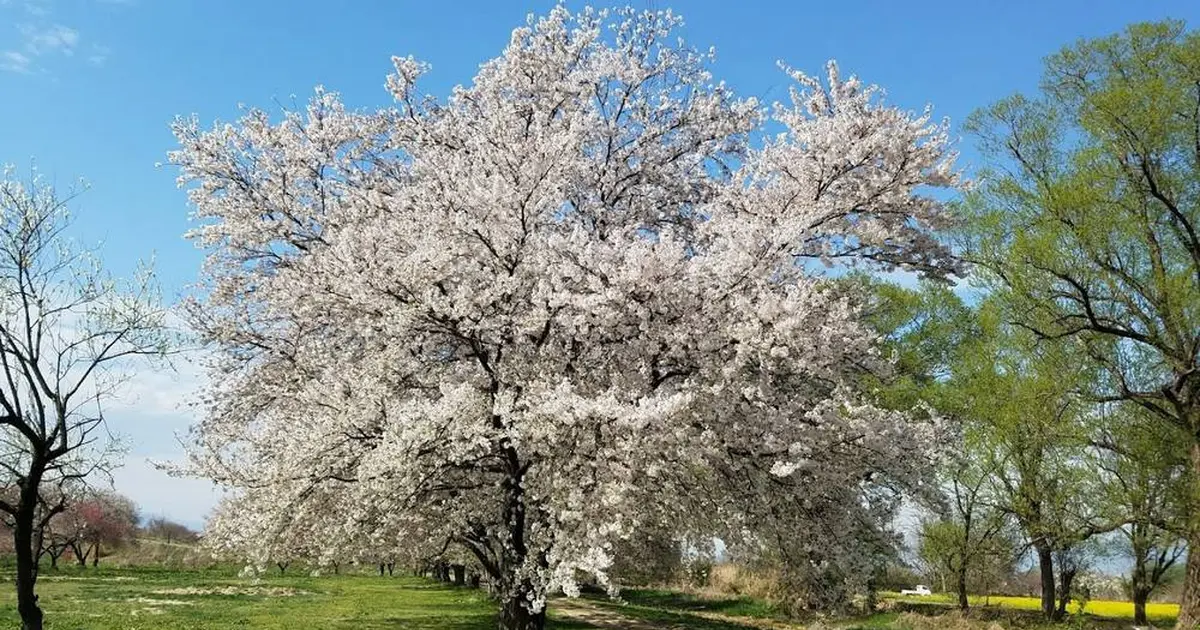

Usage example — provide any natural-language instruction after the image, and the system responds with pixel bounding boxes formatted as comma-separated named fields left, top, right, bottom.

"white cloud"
left=106, top=350, right=207, bottom=455
left=87, top=44, right=109, bottom=66
left=111, top=457, right=221, bottom=530
left=22, top=1, right=47, bottom=17
left=0, top=24, right=80, bottom=73
left=102, top=354, right=221, bottom=530
left=0, top=50, right=31, bottom=73
left=0, top=0, right=50, bottom=17
left=22, top=23, right=78, bottom=55
left=1, top=0, right=115, bottom=74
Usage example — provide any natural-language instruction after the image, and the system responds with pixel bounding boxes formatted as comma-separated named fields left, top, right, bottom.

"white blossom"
left=171, top=6, right=955, bottom=626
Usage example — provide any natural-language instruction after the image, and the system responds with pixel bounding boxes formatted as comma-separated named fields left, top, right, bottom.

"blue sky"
left=3, top=0, right=1198, bottom=528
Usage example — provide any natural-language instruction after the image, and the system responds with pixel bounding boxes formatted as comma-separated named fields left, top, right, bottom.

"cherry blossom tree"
left=0, top=169, right=170, bottom=630
left=172, top=7, right=957, bottom=628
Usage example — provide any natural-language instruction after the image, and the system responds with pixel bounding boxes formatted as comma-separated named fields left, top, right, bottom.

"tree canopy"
left=172, top=7, right=959, bottom=628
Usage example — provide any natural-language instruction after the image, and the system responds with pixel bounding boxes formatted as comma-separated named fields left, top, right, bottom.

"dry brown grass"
left=105, top=539, right=221, bottom=570
left=700, top=563, right=784, bottom=602
left=892, top=611, right=1006, bottom=630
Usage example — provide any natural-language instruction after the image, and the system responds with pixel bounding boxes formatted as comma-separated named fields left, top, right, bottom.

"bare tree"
left=32, top=482, right=86, bottom=570
left=143, top=516, right=198, bottom=545
left=0, top=169, right=169, bottom=630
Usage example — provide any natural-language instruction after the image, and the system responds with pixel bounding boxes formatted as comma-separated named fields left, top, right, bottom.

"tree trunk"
left=499, top=590, right=545, bottom=630
left=1055, top=566, right=1077, bottom=621
left=1183, top=530, right=1200, bottom=629
left=1132, top=547, right=1149, bottom=627
left=956, top=564, right=969, bottom=610
left=452, top=564, right=466, bottom=586
left=493, top=452, right=547, bottom=630
left=1036, top=544, right=1055, bottom=620
left=14, top=522, right=43, bottom=630
left=1179, top=442, right=1200, bottom=629
left=1133, top=588, right=1149, bottom=626
left=14, top=477, right=45, bottom=630
left=865, top=575, right=878, bottom=614
left=91, top=542, right=99, bottom=567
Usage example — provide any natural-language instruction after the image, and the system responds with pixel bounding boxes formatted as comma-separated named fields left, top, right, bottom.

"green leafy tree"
left=1094, top=405, right=1190, bottom=626
left=916, top=477, right=1016, bottom=611
left=860, top=279, right=976, bottom=413
left=864, top=282, right=1106, bottom=618
left=959, top=20, right=1200, bottom=627
left=864, top=280, right=993, bottom=609
left=956, top=305, right=1111, bottom=621
left=873, top=284, right=1113, bottom=619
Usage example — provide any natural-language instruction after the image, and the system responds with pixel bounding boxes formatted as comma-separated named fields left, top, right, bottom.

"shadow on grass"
left=609, top=588, right=778, bottom=619
left=547, top=619, right=605, bottom=629
left=585, top=599, right=770, bottom=630
left=324, top=618, right=496, bottom=630
left=838, top=611, right=902, bottom=629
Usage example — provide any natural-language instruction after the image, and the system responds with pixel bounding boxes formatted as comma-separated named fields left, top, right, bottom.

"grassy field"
left=0, top=567, right=531, bottom=630
left=0, top=567, right=1179, bottom=629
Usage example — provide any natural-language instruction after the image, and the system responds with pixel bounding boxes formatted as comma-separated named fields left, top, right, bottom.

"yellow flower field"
left=885, top=592, right=1179, bottom=623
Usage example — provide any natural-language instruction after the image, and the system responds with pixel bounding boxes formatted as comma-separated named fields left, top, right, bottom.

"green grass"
left=1, top=567, right=1178, bottom=629
left=0, top=566, right=595, bottom=630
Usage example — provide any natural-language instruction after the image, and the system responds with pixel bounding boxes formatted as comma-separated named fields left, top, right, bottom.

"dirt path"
left=553, top=599, right=665, bottom=629
left=552, top=598, right=808, bottom=630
